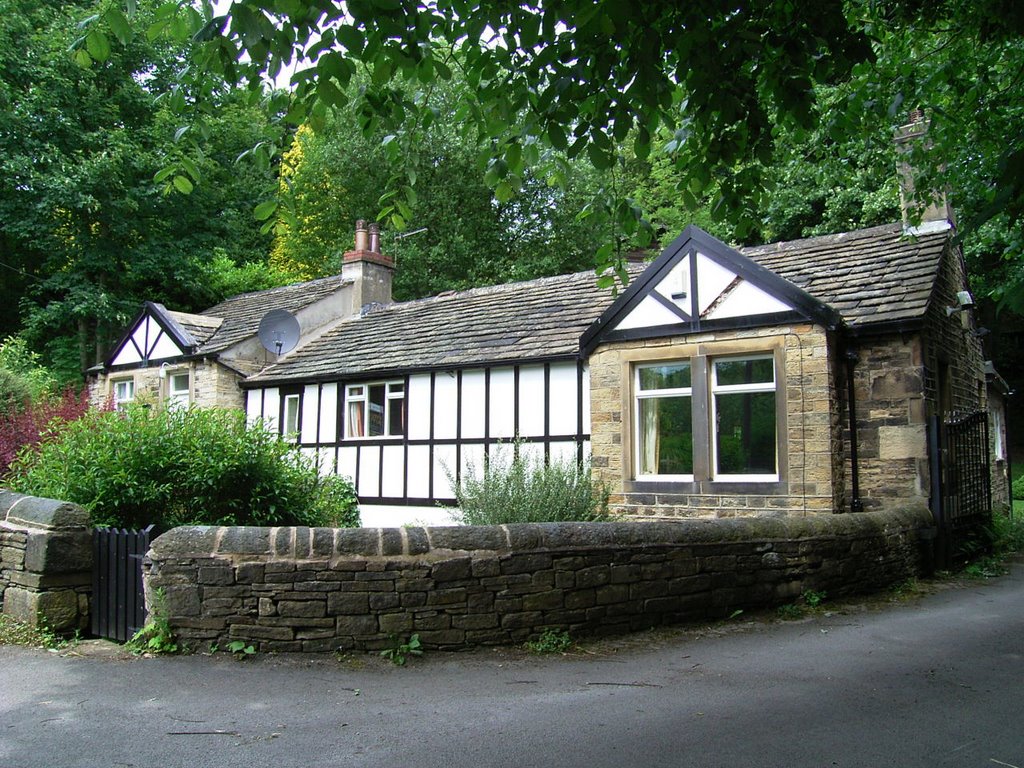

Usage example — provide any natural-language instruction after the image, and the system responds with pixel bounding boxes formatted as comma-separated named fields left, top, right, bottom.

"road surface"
left=1, top=562, right=1022, bottom=768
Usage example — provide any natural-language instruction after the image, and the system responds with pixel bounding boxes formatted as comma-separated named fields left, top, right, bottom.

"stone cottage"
left=89, top=207, right=990, bottom=530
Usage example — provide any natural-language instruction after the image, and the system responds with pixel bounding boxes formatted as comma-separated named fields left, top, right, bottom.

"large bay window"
left=346, top=381, right=404, bottom=438
left=635, top=354, right=778, bottom=482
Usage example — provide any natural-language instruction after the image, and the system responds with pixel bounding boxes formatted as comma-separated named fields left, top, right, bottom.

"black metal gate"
left=92, top=525, right=154, bottom=642
left=928, top=412, right=992, bottom=568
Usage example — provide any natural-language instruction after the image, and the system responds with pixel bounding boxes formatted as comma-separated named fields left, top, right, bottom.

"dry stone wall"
left=146, top=504, right=933, bottom=653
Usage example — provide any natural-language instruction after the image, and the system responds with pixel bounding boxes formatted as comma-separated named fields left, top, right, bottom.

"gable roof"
left=738, top=222, right=949, bottom=329
left=192, top=274, right=350, bottom=355
left=102, top=301, right=199, bottom=368
left=581, top=225, right=844, bottom=354
left=244, top=266, right=645, bottom=385
left=246, top=221, right=953, bottom=386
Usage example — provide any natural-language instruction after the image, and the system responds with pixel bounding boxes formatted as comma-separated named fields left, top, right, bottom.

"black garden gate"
left=91, top=525, right=155, bottom=642
left=928, top=412, right=992, bottom=569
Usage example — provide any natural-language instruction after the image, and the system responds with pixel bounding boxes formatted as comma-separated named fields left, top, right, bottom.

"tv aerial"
left=257, top=309, right=300, bottom=356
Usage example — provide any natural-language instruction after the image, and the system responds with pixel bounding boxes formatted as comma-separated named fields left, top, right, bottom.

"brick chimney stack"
left=342, top=219, right=395, bottom=311
left=895, top=109, right=956, bottom=235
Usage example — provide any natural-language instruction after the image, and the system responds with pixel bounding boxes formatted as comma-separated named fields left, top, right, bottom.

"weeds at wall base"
left=525, top=629, right=574, bottom=654
left=0, top=613, right=80, bottom=651
left=125, top=588, right=179, bottom=655
left=381, top=633, right=423, bottom=665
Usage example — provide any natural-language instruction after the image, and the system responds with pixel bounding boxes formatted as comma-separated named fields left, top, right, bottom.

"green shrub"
left=989, top=509, right=1024, bottom=556
left=5, top=405, right=359, bottom=530
left=1012, top=473, right=1024, bottom=500
left=0, top=336, right=57, bottom=406
left=0, top=368, right=33, bottom=418
left=450, top=442, right=611, bottom=525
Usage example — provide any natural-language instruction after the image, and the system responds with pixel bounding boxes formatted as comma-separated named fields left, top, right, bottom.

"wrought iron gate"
left=928, top=412, right=992, bottom=568
left=92, top=525, right=154, bottom=642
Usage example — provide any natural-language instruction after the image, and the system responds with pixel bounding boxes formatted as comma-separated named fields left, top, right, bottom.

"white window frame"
left=710, top=354, right=778, bottom=482
left=634, top=363, right=694, bottom=481
left=345, top=381, right=405, bottom=439
left=282, top=393, right=301, bottom=441
left=112, top=378, right=135, bottom=410
left=632, top=353, right=780, bottom=484
left=166, top=371, right=190, bottom=409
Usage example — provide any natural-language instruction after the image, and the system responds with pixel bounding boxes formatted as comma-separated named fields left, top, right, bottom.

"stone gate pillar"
left=0, top=490, right=92, bottom=633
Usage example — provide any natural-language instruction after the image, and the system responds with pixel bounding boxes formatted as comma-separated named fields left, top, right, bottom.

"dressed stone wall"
left=846, top=242, right=987, bottom=512
left=0, top=491, right=91, bottom=632
left=145, top=504, right=933, bottom=653
left=89, top=360, right=244, bottom=411
left=589, top=323, right=842, bottom=519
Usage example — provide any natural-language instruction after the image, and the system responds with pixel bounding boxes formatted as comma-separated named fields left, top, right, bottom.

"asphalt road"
left=2, top=562, right=1022, bottom=768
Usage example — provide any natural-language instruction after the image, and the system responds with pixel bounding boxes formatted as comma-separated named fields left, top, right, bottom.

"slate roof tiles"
left=194, top=275, right=350, bottom=354
left=246, top=266, right=645, bottom=383
left=244, top=221, right=952, bottom=384
left=740, top=223, right=948, bottom=327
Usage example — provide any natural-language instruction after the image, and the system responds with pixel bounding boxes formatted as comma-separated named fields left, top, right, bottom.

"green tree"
left=0, top=0, right=280, bottom=382
left=78, top=1, right=1022, bottom=287
left=268, top=81, right=614, bottom=300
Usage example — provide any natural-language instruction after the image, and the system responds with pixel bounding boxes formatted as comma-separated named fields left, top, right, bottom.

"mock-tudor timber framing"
left=90, top=216, right=993, bottom=524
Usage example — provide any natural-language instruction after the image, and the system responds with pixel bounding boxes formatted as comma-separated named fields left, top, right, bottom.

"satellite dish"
left=258, top=309, right=301, bottom=356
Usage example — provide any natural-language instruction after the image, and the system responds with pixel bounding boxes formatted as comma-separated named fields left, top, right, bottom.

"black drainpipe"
left=845, top=347, right=864, bottom=513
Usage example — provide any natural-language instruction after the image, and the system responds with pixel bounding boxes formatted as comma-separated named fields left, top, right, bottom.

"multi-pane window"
left=282, top=393, right=301, bottom=440
left=635, top=363, right=693, bottom=478
left=635, top=355, right=778, bottom=482
left=167, top=372, right=190, bottom=409
left=711, top=356, right=777, bottom=478
left=113, top=379, right=135, bottom=410
left=346, top=381, right=405, bottom=438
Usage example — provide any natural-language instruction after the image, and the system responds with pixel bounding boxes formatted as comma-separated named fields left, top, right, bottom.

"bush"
left=450, top=443, right=611, bottom=525
left=1012, top=473, right=1024, bottom=500
left=5, top=405, right=359, bottom=530
left=0, top=386, right=91, bottom=476
left=0, top=368, right=33, bottom=419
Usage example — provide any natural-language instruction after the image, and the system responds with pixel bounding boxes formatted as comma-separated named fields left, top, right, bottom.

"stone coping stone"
left=149, top=503, right=933, bottom=560
left=0, top=490, right=90, bottom=531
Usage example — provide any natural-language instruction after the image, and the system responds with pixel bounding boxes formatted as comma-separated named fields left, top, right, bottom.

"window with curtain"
left=635, top=363, right=693, bottom=477
left=346, top=381, right=405, bottom=438
left=634, top=354, right=778, bottom=482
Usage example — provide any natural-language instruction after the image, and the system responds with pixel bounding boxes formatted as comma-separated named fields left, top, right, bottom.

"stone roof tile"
left=741, top=222, right=948, bottom=326
left=196, top=275, right=349, bottom=354
left=247, top=222, right=951, bottom=384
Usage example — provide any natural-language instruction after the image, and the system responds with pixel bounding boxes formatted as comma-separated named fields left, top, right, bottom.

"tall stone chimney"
left=895, top=109, right=956, bottom=235
left=342, top=219, right=395, bottom=311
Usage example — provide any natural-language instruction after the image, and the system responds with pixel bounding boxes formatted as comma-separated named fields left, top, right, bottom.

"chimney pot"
left=354, top=220, right=369, bottom=252
left=368, top=222, right=380, bottom=253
